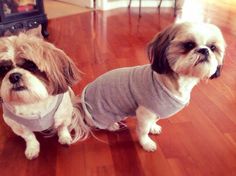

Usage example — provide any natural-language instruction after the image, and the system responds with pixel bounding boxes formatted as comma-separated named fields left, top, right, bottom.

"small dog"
left=80, top=22, right=226, bottom=151
left=0, top=28, right=88, bottom=159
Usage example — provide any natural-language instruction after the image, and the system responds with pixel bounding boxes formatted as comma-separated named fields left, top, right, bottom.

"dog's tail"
left=69, top=95, right=91, bottom=143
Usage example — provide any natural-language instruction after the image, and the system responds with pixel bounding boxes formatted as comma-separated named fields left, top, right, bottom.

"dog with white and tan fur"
left=0, top=29, right=88, bottom=159
left=80, top=22, right=226, bottom=151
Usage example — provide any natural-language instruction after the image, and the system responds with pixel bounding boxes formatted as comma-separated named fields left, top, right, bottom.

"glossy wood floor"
left=1, top=0, right=236, bottom=175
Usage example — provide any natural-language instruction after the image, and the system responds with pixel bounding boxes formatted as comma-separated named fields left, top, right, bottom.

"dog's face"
left=148, top=22, right=226, bottom=79
left=0, top=31, right=81, bottom=105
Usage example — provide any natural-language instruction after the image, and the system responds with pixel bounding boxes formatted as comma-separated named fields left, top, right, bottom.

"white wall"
left=58, top=0, right=93, bottom=8
left=57, top=0, right=174, bottom=10
left=96, top=0, right=174, bottom=10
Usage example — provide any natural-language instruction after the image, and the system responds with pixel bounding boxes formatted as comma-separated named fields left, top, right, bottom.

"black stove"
left=0, top=0, right=48, bottom=37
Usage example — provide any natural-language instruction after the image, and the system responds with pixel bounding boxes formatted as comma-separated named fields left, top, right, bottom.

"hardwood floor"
left=1, top=0, right=236, bottom=175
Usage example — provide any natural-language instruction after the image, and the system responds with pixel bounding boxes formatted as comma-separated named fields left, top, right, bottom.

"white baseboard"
left=97, top=0, right=174, bottom=10
left=57, top=0, right=93, bottom=8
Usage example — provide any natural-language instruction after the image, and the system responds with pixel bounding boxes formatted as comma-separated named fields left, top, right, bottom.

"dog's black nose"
left=9, top=73, right=22, bottom=84
left=197, top=48, right=209, bottom=56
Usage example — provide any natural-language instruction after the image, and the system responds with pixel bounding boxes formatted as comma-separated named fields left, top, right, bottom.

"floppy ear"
left=210, top=65, right=222, bottom=79
left=147, top=24, right=179, bottom=74
left=39, top=42, right=81, bottom=95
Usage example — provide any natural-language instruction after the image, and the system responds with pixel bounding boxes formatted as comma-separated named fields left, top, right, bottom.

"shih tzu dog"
left=0, top=28, right=89, bottom=159
left=80, top=22, right=226, bottom=151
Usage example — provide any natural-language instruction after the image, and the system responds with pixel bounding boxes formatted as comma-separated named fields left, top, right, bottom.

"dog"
left=79, top=22, right=226, bottom=152
left=0, top=28, right=89, bottom=159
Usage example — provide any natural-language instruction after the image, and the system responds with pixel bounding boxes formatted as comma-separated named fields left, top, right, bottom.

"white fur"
left=168, top=23, right=225, bottom=80
left=0, top=31, right=83, bottom=160
left=136, top=106, right=159, bottom=151
left=1, top=68, right=48, bottom=105
left=3, top=116, right=40, bottom=160
left=3, top=91, right=74, bottom=159
left=133, top=75, right=198, bottom=151
left=1, top=68, right=76, bottom=158
left=82, top=22, right=226, bottom=152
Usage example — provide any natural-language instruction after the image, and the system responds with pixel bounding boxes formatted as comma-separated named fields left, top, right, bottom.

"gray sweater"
left=2, top=94, right=64, bottom=132
left=83, top=65, right=188, bottom=129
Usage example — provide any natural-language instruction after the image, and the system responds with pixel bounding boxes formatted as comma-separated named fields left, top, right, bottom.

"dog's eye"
left=20, top=60, right=38, bottom=72
left=0, top=60, right=13, bottom=76
left=183, top=42, right=196, bottom=51
left=210, top=45, right=217, bottom=52
left=0, top=65, right=12, bottom=76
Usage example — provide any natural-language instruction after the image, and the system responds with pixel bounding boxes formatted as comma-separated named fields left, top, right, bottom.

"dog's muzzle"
left=197, top=48, right=209, bottom=57
left=9, top=72, right=26, bottom=91
left=9, top=72, right=22, bottom=84
left=194, top=48, right=209, bottom=66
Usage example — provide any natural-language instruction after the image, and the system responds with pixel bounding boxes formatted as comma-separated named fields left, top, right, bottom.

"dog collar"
left=2, top=93, right=64, bottom=132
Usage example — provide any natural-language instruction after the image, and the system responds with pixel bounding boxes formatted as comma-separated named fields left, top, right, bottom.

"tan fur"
left=80, top=22, right=226, bottom=152
left=0, top=33, right=81, bottom=95
left=0, top=29, right=84, bottom=159
left=148, top=22, right=226, bottom=100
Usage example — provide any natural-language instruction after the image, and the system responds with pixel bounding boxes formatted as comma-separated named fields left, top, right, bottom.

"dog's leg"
left=136, top=106, right=158, bottom=152
left=54, top=92, right=73, bottom=145
left=57, top=125, right=72, bottom=145
left=55, top=111, right=73, bottom=145
left=150, top=121, right=162, bottom=134
left=3, top=116, right=40, bottom=160
left=55, top=112, right=73, bottom=145
left=107, top=122, right=120, bottom=131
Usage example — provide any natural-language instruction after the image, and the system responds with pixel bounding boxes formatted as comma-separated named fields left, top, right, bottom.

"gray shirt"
left=84, top=65, right=188, bottom=129
left=2, top=93, right=64, bottom=132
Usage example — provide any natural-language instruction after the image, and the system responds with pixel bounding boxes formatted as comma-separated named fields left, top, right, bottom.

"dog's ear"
left=147, top=24, right=180, bottom=74
left=47, top=48, right=81, bottom=95
left=210, top=65, right=222, bottom=79
left=39, top=42, right=81, bottom=95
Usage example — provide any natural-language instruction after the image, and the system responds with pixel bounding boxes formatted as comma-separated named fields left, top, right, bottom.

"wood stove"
left=0, top=0, right=48, bottom=37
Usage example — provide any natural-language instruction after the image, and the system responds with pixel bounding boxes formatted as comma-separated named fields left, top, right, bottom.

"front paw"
left=25, top=141, right=40, bottom=160
left=150, top=124, right=162, bottom=134
left=107, top=123, right=120, bottom=131
left=58, top=133, right=72, bottom=145
left=139, top=136, right=157, bottom=152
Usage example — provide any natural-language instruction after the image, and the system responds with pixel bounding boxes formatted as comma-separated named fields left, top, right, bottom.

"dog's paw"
left=58, top=133, right=72, bottom=145
left=107, top=123, right=120, bottom=131
left=140, top=137, right=157, bottom=152
left=150, top=124, right=162, bottom=135
left=25, top=141, right=40, bottom=160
